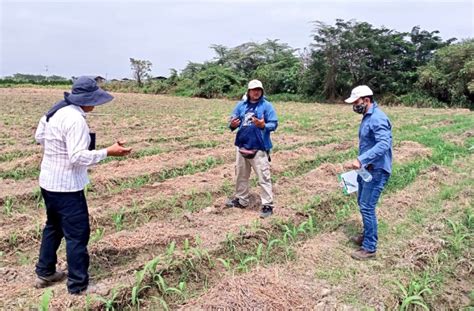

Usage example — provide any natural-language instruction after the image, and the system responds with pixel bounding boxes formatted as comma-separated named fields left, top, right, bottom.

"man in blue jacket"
left=226, top=79, right=278, bottom=218
left=344, top=85, right=392, bottom=260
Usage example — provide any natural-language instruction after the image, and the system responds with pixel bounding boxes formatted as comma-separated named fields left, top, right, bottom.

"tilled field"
left=0, top=88, right=472, bottom=310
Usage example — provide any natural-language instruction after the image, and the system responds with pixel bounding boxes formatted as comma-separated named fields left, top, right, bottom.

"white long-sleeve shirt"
left=35, top=105, right=107, bottom=192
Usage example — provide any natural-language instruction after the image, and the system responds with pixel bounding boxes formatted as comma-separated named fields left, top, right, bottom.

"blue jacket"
left=357, top=103, right=393, bottom=174
left=230, top=97, right=278, bottom=151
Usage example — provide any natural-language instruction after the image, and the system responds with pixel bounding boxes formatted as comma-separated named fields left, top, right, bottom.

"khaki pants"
left=235, top=148, right=273, bottom=207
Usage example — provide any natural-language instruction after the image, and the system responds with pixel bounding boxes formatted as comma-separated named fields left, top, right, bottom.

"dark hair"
left=362, top=95, right=374, bottom=103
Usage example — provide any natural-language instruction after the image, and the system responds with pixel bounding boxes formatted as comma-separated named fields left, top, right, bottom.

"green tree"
left=193, top=64, right=244, bottom=98
left=210, top=39, right=301, bottom=94
left=130, top=58, right=152, bottom=87
left=409, top=26, right=455, bottom=65
left=306, top=19, right=454, bottom=101
left=417, top=39, right=474, bottom=108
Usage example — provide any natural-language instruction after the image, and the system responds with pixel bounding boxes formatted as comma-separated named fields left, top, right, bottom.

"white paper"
left=338, top=170, right=359, bottom=194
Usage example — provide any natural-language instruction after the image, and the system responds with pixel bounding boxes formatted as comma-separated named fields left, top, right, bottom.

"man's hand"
left=343, top=159, right=361, bottom=170
left=107, top=141, right=132, bottom=157
left=252, top=117, right=265, bottom=129
left=230, top=118, right=241, bottom=129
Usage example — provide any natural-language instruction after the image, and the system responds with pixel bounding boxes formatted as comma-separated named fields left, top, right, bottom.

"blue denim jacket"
left=357, top=103, right=393, bottom=174
left=230, top=97, right=278, bottom=151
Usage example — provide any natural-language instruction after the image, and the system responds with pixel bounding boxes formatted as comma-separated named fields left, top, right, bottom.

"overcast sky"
left=1, top=0, right=473, bottom=79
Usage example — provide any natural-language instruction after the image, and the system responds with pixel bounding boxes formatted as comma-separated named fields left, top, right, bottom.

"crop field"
left=0, top=88, right=472, bottom=310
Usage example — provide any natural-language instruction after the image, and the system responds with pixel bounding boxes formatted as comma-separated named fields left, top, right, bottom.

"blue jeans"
left=35, top=188, right=90, bottom=294
left=357, top=169, right=390, bottom=252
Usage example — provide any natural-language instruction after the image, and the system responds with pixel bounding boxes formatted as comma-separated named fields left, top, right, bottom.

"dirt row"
left=0, top=131, right=320, bottom=203
left=0, top=139, right=353, bottom=246
left=179, top=158, right=472, bottom=310
left=0, top=140, right=431, bottom=263
left=0, top=142, right=437, bottom=309
left=0, top=142, right=354, bottom=308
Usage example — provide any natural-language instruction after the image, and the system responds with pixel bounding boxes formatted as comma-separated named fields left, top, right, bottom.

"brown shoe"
left=351, top=248, right=376, bottom=260
left=350, top=235, right=364, bottom=246
left=35, top=270, right=67, bottom=288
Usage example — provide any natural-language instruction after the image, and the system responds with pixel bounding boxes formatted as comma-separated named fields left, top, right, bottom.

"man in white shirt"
left=34, top=76, right=132, bottom=295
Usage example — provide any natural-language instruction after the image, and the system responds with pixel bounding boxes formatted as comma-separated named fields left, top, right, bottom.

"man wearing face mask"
left=343, top=85, right=392, bottom=260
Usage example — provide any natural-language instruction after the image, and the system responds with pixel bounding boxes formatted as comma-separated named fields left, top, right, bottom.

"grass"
left=382, top=168, right=472, bottom=309
left=0, top=167, right=39, bottom=180
left=0, top=150, right=35, bottom=162
left=1, top=89, right=473, bottom=309
left=280, top=148, right=358, bottom=178
left=108, top=156, right=224, bottom=193
left=38, top=288, right=53, bottom=311
left=3, top=197, right=14, bottom=215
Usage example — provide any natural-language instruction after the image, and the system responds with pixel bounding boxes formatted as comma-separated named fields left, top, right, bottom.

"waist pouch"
left=239, top=148, right=258, bottom=159
left=235, top=125, right=265, bottom=158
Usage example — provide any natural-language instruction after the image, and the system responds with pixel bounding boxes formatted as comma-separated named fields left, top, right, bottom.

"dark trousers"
left=35, top=188, right=90, bottom=294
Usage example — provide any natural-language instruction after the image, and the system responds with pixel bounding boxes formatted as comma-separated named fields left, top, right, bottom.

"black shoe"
left=225, top=198, right=247, bottom=209
left=260, top=205, right=273, bottom=218
left=35, top=270, right=66, bottom=288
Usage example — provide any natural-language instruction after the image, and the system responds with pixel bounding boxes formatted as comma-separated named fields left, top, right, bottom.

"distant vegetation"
left=1, top=19, right=473, bottom=109
left=0, top=73, right=71, bottom=85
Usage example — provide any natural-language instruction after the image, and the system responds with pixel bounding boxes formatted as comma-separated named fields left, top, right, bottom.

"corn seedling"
left=251, top=219, right=262, bottom=231
left=34, top=221, right=43, bottom=239
left=191, top=246, right=211, bottom=265
left=283, top=224, right=299, bottom=242
left=33, top=188, right=46, bottom=209
left=255, top=243, right=264, bottom=261
left=8, top=232, right=18, bottom=247
left=217, top=257, right=232, bottom=272
left=394, top=277, right=432, bottom=311
left=156, top=297, right=169, bottom=310
left=225, top=233, right=236, bottom=254
left=165, top=241, right=176, bottom=265
left=112, top=209, right=125, bottom=232
left=84, top=184, right=91, bottom=197
left=85, top=294, right=92, bottom=311
left=3, top=197, right=14, bottom=215
left=153, top=273, right=172, bottom=296
left=130, top=199, right=140, bottom=215
left=183, top=238, right=190, bottom=255
left=161, top=280, right=186, bottom=299
left=94, top=287, right=122, bottom=311
left=194, top=235, right=202, bottom=246
left=239, top=225, right=247, bottom=238
left=131, top=269, right=150, bottom=308
left=266, top=238, right=282, bottom=256
left=145, top=257, right=160, bottom=274
left=301, top=215, right=317, bottom=235
left=445, top=218, right=469, bottom=256
left=90, top=227, right=105, bottom=244
left=185, top=257, right=195, bottom=270
left=38, top=288, right=53, bottom=311
left=236, top=256, right=258, bottom=273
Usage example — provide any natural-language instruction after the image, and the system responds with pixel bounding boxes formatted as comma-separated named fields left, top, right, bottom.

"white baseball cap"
left=248, top=79, right=264, bottom=91
left=344, top=85, right=373, bottom=103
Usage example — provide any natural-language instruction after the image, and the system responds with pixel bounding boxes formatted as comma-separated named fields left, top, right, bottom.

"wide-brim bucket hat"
left=65, top=76, right=113, bottom=106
